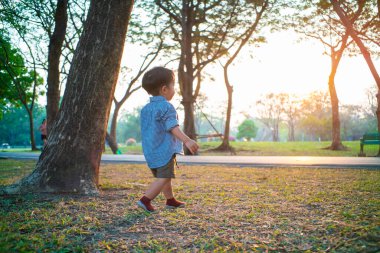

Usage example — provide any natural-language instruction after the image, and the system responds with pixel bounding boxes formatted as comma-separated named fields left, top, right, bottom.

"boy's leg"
left=162, top=180, right=185, bottom=209
left=138, top=178, right=170, bottom=212
left=161, top=179, right=174, bottom=199
left=145, top=178, right=171, bottom=200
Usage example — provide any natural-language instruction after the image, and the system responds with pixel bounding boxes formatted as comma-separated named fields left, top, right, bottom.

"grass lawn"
left=112, top=141, right=380, bottom=157
left=1, top=159, right=379, bottom=252
left=3, top=141, right=379, bottom=157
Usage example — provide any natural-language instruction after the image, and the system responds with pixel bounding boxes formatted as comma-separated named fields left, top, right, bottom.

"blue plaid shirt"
left=140, top=96, right=183, bottom=169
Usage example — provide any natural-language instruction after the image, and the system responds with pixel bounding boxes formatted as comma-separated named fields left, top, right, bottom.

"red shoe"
left=166, top=198, right=186, bottom=209
left=137, top=196, right=155, bottom=212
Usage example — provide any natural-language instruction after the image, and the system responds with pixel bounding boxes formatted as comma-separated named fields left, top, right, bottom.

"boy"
left=138, top=67, right=199, bottom=212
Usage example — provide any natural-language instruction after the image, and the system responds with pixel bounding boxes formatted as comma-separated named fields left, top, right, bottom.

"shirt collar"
left=150, top=96, right=166, bottom=102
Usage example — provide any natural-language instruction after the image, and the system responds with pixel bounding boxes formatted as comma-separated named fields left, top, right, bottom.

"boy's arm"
left=170, top=126, right=199, bottom=154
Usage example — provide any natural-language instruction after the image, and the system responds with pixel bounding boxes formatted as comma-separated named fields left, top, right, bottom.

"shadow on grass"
left=0, top=190, right=152, bottom=252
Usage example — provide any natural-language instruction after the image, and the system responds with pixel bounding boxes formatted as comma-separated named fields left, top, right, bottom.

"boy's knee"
left=157, top=178, right=171, bottom=183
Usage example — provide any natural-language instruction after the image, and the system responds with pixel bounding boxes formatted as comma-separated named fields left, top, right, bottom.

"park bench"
left=358, top=132, right=380, bottom=156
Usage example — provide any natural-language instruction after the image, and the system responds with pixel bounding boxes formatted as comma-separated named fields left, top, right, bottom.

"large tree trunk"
left=26, top=108, right=38, bottom=151
left=182, top=100, right=196, bottom=140
left=46, top=0, right=68, bottom=134
left=325, top=31, right=348, bottom=150
left=3, top=0, right=134, bottom=195
left=328, top=72, right=345, bottom=150
left=328, top=80, right=344, bottom=149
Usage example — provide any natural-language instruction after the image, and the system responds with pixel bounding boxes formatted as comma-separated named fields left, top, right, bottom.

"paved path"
left=1, top=152, right=379, bottom=169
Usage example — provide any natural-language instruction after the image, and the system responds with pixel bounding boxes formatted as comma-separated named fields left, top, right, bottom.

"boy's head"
left=142, top=67, right=175, bottom=96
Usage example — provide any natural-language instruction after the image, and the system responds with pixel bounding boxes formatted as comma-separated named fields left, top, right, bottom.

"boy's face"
left=160, top=81, right=175, bottom=101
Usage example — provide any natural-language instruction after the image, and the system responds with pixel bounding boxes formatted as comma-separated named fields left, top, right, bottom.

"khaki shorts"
left=150, top=155, right=177, bottom=178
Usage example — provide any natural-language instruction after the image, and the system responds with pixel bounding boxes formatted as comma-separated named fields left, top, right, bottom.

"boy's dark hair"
left=142, top=67, right=174, bottom=96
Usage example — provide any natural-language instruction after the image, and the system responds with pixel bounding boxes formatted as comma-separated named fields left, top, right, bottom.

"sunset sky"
left=116, top=30, right=378, bottom=127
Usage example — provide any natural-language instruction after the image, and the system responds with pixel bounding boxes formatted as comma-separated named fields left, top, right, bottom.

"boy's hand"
left=170, top=126, right=199, bottom=154
left=184, top=139, right=199, bottom=154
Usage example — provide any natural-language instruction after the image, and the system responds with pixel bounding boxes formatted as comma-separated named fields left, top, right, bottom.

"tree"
left=256, top=93, right=286, bottom=142
left=155, top=0, right=242, bottom=154
left=2, top=0, right=134, bottom=195
left=0, top=0, right=88, bottom=132
left=109, top=1, right=169, bottom=145
left=298, top=91, right=332, bottom=141
left=215, top=0, right=270, bottom=152
left=282, top=94, right=301, bottom=142
left=46, top=0, right=68, bottom=134
left=0, top=104, right=46, bottom=147
left=0, top=32, right=44, bottom=150
left=330, top=0, right=380, bottom=139
left=288, top=0, right=369, bottom=150
left=237, top=119, right=258, bottom=141
left=340, top=104, right=376, bottom=140
left=117, top=109, right=142, bottom=143
left=365, top=84, right=378, bottom=118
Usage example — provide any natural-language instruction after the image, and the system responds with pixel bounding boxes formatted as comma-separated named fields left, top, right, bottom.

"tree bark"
left=3, top=0, right=134, bottom=195
left=214, top=65, right=234, bottom=152
left=273, top=123, right=279, bottom=142
left=26, top=108, right=38, bottom=151
left=180, top=1, right=197, bottom=155
left=106, top=132, right=119, bottom=154
left=110, top=101, right=121, bottom=141
left=47, top=0, right=68, bottom=134
left=288, top=120, right=295, bottom=142
left=328, top=71, right=344, bottom=150
left=215, top=1, right=268, bottom=151
left=326, top=31, right=348, bottom=150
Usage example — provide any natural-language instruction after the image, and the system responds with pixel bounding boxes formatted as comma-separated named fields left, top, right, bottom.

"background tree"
left=288, top=0, right=368, bottom=150
left=330, top=0, right=380, bottom=138
left=0, top=0, right=88, bottom=131
left=365, top=84, right=378, bottom=119
left=340, top=104, right=376, bottom=140
left=155, top=0, right=244, bottom=154
left=282, top=94, right=301, bottom=142
left=117, top=108, right=142, bottom=144
left=0, top=33, right=44, bottom=150
left=298, top=91, right=332, bottom=141
left=0, top=104, right=45, bottom=147
left=46, top=0, right=68, bottom=133
left=2, top=0, right=134, bottom=195
left=237, top=119, right=258, bottom=141
left=256, top=93, right=285, bottom=141
left=109, top=8, right=168, bottom=143
left=215, top=0, right=270, bottom=152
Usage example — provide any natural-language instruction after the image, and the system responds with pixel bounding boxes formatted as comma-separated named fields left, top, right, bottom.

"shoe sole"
left=137, top=201, right=155, bottom=212
left=165, top=204, right=185, bottom=209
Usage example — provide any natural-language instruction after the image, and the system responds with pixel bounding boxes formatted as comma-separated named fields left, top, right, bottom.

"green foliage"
left=0, top=32, right=44, bottom=114
left=0, top=32, right=26, bottom=110
left=237, top=119, right=258, bottom=141
left=0, top=104, right=46, bottom=146
left=116, top=109, right=142, bottom=143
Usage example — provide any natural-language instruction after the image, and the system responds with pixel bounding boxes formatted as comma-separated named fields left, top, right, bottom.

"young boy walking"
left=138, top=67, right=199, bottom=212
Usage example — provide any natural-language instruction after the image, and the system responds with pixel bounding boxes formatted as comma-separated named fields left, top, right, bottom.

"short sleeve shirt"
left=140, top=96, right=183, bottom=168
